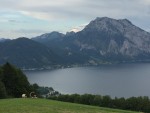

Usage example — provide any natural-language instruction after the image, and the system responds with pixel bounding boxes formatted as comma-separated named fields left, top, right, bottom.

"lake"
left=25, top=63, right=150, bottom=98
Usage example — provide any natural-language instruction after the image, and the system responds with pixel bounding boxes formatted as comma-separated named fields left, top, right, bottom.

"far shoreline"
left=22, top=60, right=150, bottom=71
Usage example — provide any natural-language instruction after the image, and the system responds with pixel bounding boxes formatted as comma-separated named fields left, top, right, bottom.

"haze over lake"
left=25, top=63, right=150, bottom=98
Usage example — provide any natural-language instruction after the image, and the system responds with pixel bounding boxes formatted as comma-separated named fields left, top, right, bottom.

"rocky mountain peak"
left=88, top=17, right=132, bottom=27
left=84, top=17, right=126, bottom=33
left=83, top=17, right=149, bottom=38
left=75, top=17, right=150, bottom=58
left=95, top=17, right=114, bottom=21
left=32, top=17, right=150, bottom=65
left=118, top=19, right=132, bottom=25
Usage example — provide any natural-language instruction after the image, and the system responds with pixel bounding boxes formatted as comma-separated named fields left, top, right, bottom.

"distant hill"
left=0, top=38, right=60, bottom=69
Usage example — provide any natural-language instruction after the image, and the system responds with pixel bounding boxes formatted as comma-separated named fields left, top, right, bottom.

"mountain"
left=80, top=17, right=150, bottom=57
left=1, top=17, right=150, bottom=69
left=33, top=17, right=150, bottom=65
left=0, top=38, right=10, bottom=42
left=32, top=31, right=65, bottom=44
left=32, top=31, right=89, bottom=64
left=0, top=38, right=60, bottom=69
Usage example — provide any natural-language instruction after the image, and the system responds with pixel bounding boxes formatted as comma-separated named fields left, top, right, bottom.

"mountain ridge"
left=1, top=17, right=150, bottom=68
left=33, top=17, right=150, bottom=65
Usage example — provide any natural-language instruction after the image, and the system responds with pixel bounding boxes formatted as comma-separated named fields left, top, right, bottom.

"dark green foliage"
left=0, top=68, right=6, bottom=98
left=0, top=62, right=59, bottom=99
left=80, top=94, right=95, bottom=105
left=37, top=86, right=54, bottom=95
left=2, top=62, right=18, bottom=97
left=125, top=96, right=150, bottom=113
left=0, top=62, right=31, bottom=98
left=0, top=81, right=7, bottom=98
left=101, top=95, right=112, bottom=107
left=48, top=94, right=150, bottom=113
left=113, top=97, right=126, bottom=109
left=29, top=83, right=58, bottom=98
left=0, top=68, right=3, bottom=79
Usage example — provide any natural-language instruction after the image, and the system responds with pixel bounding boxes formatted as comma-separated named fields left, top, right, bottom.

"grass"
left=0, top=98, right=139, bottom=113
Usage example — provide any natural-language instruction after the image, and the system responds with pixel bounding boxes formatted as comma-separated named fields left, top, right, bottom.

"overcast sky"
left=0, top=0, right=150, bottom=39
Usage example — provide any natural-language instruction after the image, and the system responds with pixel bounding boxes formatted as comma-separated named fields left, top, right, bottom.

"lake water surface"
left=25, top=63, right=150, bottom=98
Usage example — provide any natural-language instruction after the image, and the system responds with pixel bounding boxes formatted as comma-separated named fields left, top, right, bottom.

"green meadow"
left=0, top=98, right=139, bottom=113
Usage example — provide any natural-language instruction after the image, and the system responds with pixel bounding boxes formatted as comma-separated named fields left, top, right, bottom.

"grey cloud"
left=0, top=0, right=19, bottom=10
left=0, top=0, right=150, bottom=38
left=0, top=0, right=149, bottom=20
left=19, top=0, right=146, bottom=20
left=8, top=20, right=17, bottom=22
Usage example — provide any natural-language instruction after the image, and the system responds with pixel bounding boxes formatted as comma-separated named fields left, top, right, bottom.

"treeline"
left=0, top=62, right=38, bottom=98
left=48, top=94, right=150, bottom=113
left=32, top=83, right=60, bottom=97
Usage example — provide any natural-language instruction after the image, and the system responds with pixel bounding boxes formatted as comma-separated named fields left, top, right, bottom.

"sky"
left=0, top=0, right=150, bottom=39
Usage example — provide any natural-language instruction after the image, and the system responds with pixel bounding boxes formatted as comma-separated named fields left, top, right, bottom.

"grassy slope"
left=0, top=98, right=139, bottom=113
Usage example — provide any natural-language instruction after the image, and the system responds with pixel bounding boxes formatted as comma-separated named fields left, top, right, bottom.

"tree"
left=2, top=62, right=18, bottom=97
left=0, top=66, right=7, bottom=98
left=0, top=68, right=3, bottom=79
left=1, top=62, right=31, bottom=98
left=13, top=69, right=30, bottom=97
left=93, top=95, right=102, bottom=106
left=0, top=80, right=7, bottom=98
left=101, top=95, right=112, bottom=107
left=79, top=94, right=94, bottom=105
